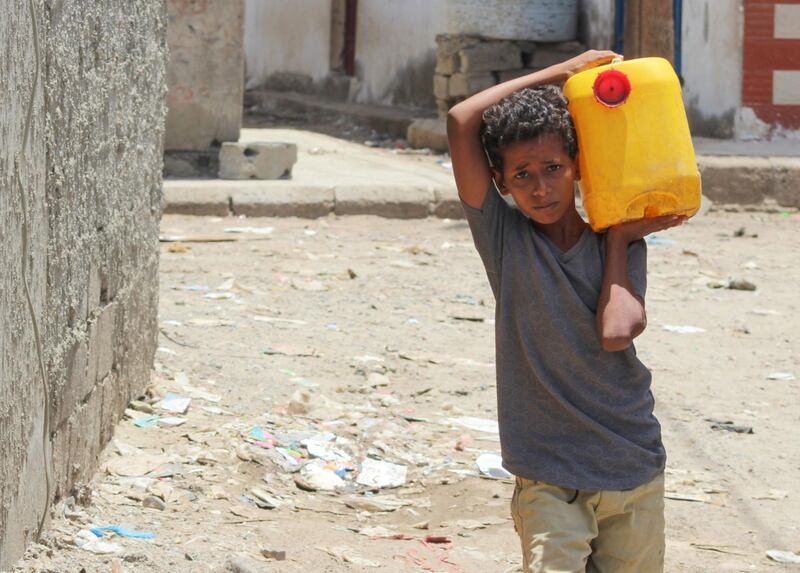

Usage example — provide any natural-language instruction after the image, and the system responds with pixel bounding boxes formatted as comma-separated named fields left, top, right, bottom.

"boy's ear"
left=491, top=168, right=509, bottom=194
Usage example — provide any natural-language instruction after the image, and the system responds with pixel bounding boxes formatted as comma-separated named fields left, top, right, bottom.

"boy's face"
left=492, top=134, right=579, bottom=226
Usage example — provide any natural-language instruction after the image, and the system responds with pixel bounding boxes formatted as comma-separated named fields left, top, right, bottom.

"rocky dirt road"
left=12, top=207, right=800, bottom=573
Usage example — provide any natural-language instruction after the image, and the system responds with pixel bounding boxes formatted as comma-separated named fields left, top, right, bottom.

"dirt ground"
left=12, top=204, right=800, bottom=573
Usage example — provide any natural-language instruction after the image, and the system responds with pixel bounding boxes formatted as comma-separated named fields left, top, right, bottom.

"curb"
left=163, top=155, right=800, bottom=219
left=163, top=181, right=464, bottom=219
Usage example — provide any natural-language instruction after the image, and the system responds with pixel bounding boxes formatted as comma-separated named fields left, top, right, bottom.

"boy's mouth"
left=533, top=201, right=558, bottom=211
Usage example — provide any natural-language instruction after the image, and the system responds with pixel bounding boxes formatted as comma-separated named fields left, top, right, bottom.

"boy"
left=447, top=51, right=685, bottom=573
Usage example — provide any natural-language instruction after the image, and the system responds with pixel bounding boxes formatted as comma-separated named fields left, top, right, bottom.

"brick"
left=448, top=73, right=496, bottom=97
left=459, top=42, right=521, bottom=73
left=697, top=156, right=773, bottom=205
left=530, top=41, right=585, bottom=69
left=335, top=186, right=434, bottom=218
left=163, top=183, right=231, bottom=216
left=433, top=74, right=449, bottom=100
left=407, top=118, right=449, bottom=153
left=219, top=142, right=298, bottom=180
left=231, top=186, right=334, bottom=218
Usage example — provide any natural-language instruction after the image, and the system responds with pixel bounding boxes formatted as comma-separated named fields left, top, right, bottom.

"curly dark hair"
left=481, top=85, right=577, bottom=170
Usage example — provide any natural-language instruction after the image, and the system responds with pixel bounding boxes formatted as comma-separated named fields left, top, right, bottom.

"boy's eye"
left=546, top=164, right=562, bottom=173
left=513, top=171, right=529, bottom=180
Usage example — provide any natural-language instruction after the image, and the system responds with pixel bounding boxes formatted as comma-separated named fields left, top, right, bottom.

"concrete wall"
left=579, top=0, right=615, bottom=49
left=353, top=0, right=448, bottom=107
left=244, top=0, right=331, bottom=88
left=0, top=1, right=166, bottom=568
left=166, top=0, right=244, bottom=150
left=681, top=0, right=743, bottom=138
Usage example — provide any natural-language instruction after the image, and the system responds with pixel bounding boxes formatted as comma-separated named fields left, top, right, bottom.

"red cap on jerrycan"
left=593, top=68, right=631, bottom=107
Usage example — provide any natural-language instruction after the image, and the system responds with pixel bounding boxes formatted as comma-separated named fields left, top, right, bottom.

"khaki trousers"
left=510, top=473, right=665, bottom=573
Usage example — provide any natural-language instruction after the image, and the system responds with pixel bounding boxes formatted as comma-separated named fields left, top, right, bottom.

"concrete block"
left=698, top=156, right=773, bottom=205
left=166, top=0, right=245, bottom=150
left=436, top=51, right=460, bottom=75
left=459, top=42, right=521, bottom=73
left=219, top=142, right=298, bottom=180
left=407, top=118, right=449, bottom=152
left=53, top=338, right=90, bottom=431
left=230, top=186, right=334, bottom=218
left=163, top=183, right=231, bottom=216
left=434, top=74, right=449, bottom=100
left=87, top=303, right=118, bottom=386
left=530, top=41, right=585, bottom=69
left=448, top=72, right=496, bottom=97
left=770, top=157, right=800, bottom=207
left=433, top=186, right=465, bottom=219
left=335, top=186, right=434, bottom=219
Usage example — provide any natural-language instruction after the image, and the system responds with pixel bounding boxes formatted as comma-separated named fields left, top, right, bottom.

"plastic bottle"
left=563, top=57, right=701, bottom=231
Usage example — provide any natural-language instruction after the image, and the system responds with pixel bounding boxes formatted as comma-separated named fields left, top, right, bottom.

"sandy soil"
left=12, top=207, right=800, bottom=573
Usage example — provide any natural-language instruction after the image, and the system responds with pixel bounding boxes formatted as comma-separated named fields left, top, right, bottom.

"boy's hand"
left=556, top=50, right=620, bottom=79
left=607, top=214, right=687, bottom=245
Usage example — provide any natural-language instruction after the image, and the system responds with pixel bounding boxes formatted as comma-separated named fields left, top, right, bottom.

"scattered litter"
left=645, top=235, right=676, bottom=246
left=262, top=344, right=317, bottom=357
left=708, top=278, right=757, bottom=291
left=291, top=278, right=328, bottom=292
left=708, top=419, right=753, bottom=434
left=261, top=549, right=287, bottom=561
left=253, top=315, right=307, bottom=325
left=424, top=535, right=452, bottom=544
left=132, top=416, right=160, bottom=428
left=767, top=372, right=796, bottom=381
left=167, top=242, right=188, bottom=253
left=344, top=495, right=412, bottom=513
left=298, top=461, right=346, bottom=491
left=160, top=234, right=239, bottom=243
left=662, top=325, right=705, bottom=334
left=223, top=226, right=275, bottom=235
left=767, top=550, right=800, bottom=564
left=356, top=459, right=408, bottom=489
left=318, top=545, right=380, bottom=568
left=752, top=489, right=788, bottom=500
left=476, top=453, right=512, bottom=479
left=142, top=496, right=166, bottom=511
left=90, top=525, right=156, bottom=539
left=357, top=526, right=411, bottom=540
left=204, top=292, right=236, bottom=300
left=749, top=308, right=781, bottom=316
left=665, top=492, right=711, bottom=503
left=690, top=543, right=748, bottom=556
left=74, top=529, right=122, bottom=554
left=157, top=417, right=188, bottom=427
left=156, top=393, right=192, bottom=414
left=447, top=416, right=499, bottom=434
left=243, top=426, right=276, bottom=449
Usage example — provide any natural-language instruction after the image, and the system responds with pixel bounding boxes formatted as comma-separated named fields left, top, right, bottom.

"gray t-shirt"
left=463, top=185, right=665, bottom=491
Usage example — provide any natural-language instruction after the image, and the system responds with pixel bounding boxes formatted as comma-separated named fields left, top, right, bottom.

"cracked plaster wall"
left=0, top=1, right=166, bottom=568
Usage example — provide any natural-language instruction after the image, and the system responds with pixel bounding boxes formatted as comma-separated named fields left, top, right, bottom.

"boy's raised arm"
left=446, top=50, right=618, bottom=210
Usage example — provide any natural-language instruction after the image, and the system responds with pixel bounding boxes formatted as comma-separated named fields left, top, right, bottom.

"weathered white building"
left=241, top=0, right=798, bottom=140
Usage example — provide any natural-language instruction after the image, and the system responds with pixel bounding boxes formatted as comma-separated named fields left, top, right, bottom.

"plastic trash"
left=133, top=416, right=161, bottom=428
left=299, top=461, right=346, bottom=491
left=447, top=416, right=499, bottom=434
left=157, top=417, right=187, bottom=427
left=766, top=550, right=800, bottom=564
left=223, top=226, right=274, bottom=235
left=356, top=459, right=408, bottom=489
left=156, top=393, right=191, bottom=414
left=476, top=453, right=513, bottom=478
left=74, top=529, right=122, bottom=554
left=662, top=325, right=705, bottom=334
left=645, top=236, right=677, bottom=246
left=767, top=372, right=796, bottom=381
left=90, top=525, right=155, bottom=539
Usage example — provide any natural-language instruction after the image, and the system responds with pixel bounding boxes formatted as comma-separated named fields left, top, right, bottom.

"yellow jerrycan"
left=563, top=57, right=701, bottom=232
